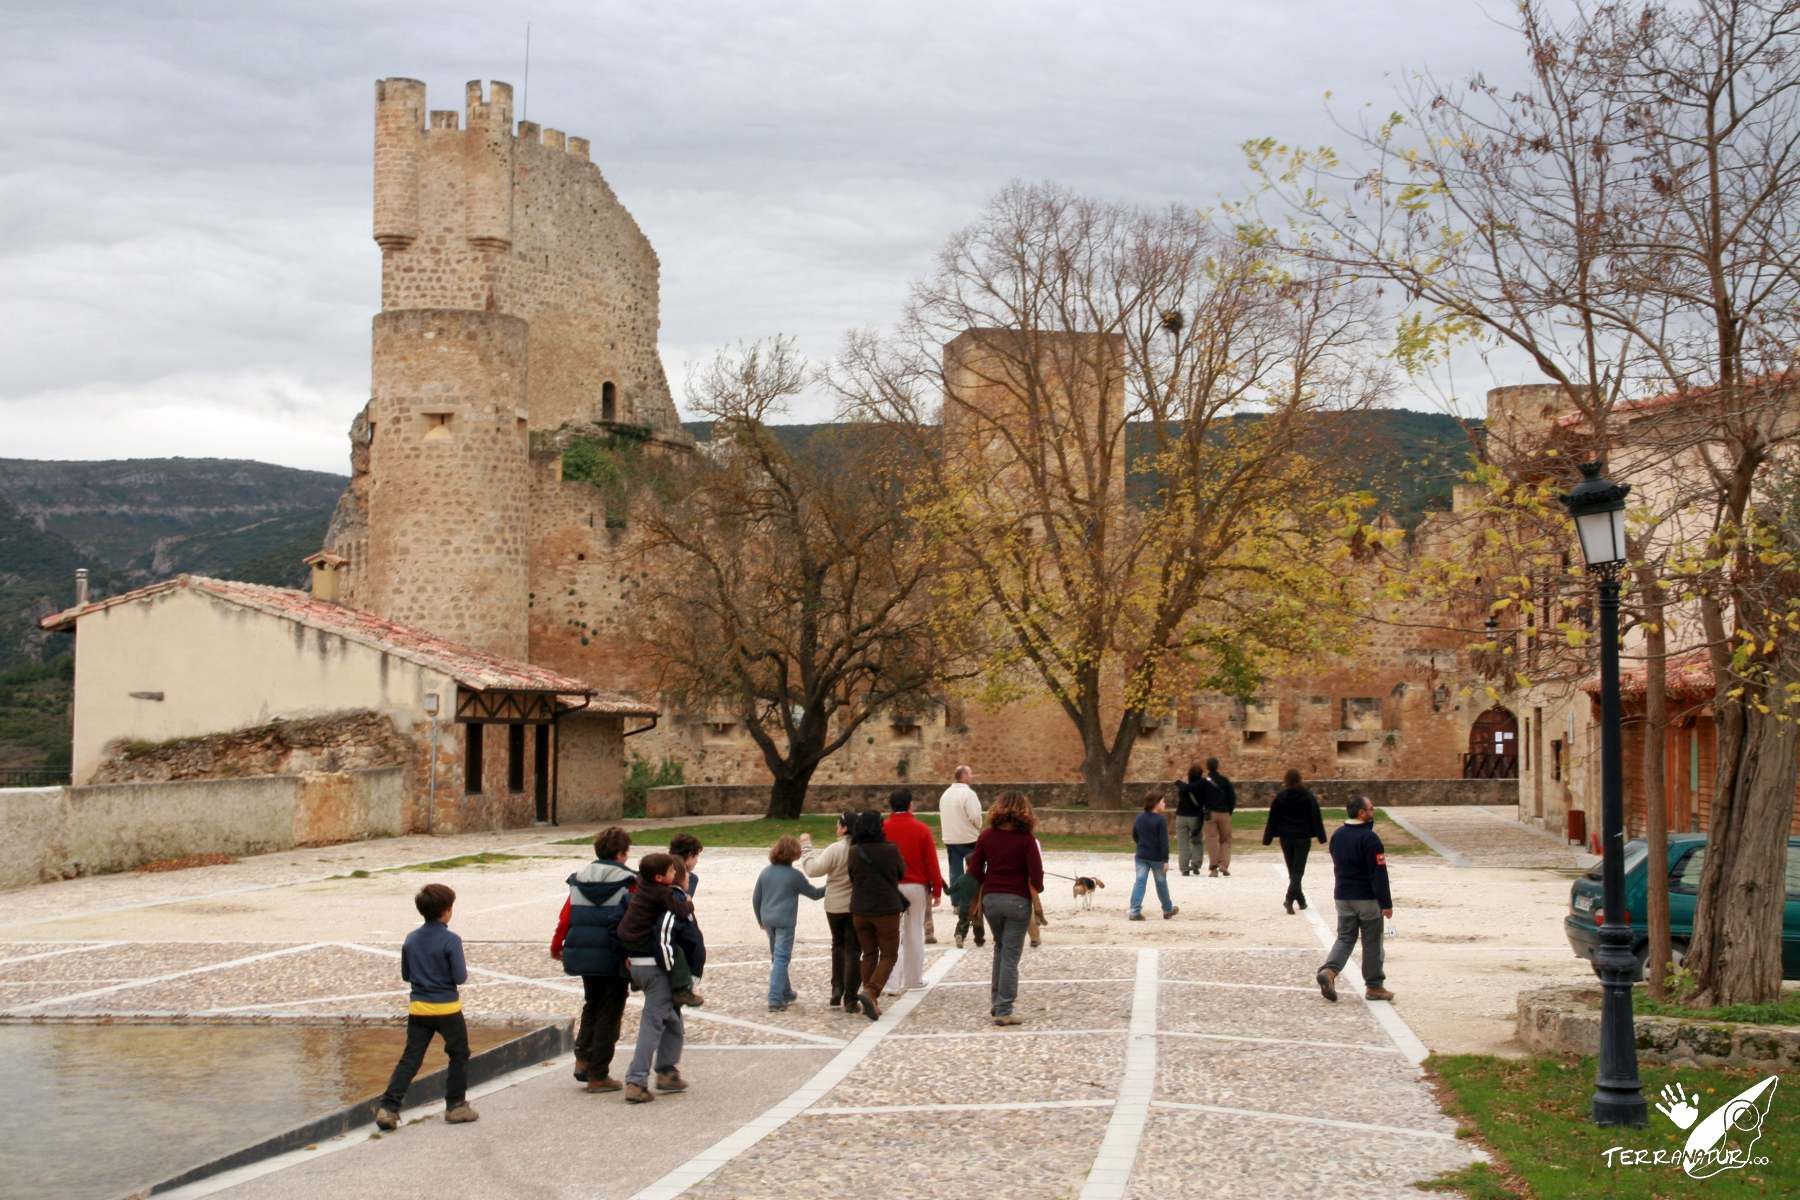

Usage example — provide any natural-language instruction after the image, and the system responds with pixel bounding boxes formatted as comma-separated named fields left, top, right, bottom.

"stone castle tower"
left=324, top=78, right=695, bottom=816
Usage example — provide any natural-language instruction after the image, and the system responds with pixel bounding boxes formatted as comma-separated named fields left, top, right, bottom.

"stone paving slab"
left=943, top=944, right=1135, bottom=983
left=31, top=946, right=399, bottom=1015
left=0, top=940, right=285, bottom=986
left=1125, top=1108, right=1477, bottom=1200
left=1158, top=946, right=1322, bottom=987
left=1159, top=985, right=1386, bottom=1043
left=686, top=1107, right=1112, bottom=1200
left=835, top=1032, right=1125, bottom=1106
left=0, top=981, right=102, bottom=1007
left=904, top=977, right=1135, bottom=1032
left=1155, top=1036, right=1451, bottom=1132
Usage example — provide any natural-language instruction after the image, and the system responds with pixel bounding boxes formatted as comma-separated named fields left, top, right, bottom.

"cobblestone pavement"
left=0, top=829, right=1499, bottom=1198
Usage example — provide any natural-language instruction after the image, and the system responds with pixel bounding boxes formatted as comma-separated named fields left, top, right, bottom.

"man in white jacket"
left=938, top=765, right=985, bottom=948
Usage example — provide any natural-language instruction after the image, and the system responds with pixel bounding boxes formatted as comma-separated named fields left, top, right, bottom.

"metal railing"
left=1461, top=752, right=1519, bottom=780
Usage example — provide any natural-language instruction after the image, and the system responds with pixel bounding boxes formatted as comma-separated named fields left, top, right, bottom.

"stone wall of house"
left=89, top=711, right=412, bottom=784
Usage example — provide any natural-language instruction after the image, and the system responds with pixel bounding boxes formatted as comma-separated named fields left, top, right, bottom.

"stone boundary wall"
left=1517, top=984, right=1800, bottom=1070
left=0, top=768, right=406, bottom=889
left=645, top=778, right=1514, bottom=819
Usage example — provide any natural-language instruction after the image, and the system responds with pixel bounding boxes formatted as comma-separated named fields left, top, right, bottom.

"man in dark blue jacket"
left=1316, top=795, right=1394, bottom=1002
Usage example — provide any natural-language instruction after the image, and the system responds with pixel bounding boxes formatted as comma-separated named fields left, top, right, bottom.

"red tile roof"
left=40, top=575, right=656, bottom=713
left=1554, top=372, right=1798, bottom=430
left=1581, top=649, right=1715, bottom=701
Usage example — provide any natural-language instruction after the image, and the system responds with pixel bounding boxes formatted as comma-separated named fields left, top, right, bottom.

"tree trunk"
left=1639, top=569, right=1671, bottom=997
left=766, top=765, right=819, bottom=821
left=1687, top=676, right=1797, bottom=1005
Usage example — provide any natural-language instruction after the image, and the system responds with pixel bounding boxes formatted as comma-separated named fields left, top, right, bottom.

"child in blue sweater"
left=375, top=883, right=477, bottom=1129
left=752, top=835, right=826, bottom=1010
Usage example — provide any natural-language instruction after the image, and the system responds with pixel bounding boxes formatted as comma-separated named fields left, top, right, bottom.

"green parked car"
left=1564, top=833, right=1800, bottom=980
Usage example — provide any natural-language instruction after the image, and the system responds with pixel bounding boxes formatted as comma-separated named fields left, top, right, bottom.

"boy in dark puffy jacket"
left=550, top=826, right=635, bottom=1092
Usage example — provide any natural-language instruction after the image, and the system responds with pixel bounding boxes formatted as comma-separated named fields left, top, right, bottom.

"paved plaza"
left=0, top=808, right=1594, bottom=1198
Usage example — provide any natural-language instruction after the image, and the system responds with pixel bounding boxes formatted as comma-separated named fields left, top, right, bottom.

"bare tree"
left=834, top=183, right=1388, bottom=807
left=634, top=338, right=950, bottom=819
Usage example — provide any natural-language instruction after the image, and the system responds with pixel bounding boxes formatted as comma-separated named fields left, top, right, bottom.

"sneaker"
left=925, top=931, right=938, bottom=945
left=655, top=1068, right=688, bottom=1093
left=1163, top=906, right=1179, bottom=919
left=1366, top=986, right=1395, bottom=1002
left=974, top=937, right=986, bottom=947
left=1029, top=938, right=1040, bottom=948
left=373, top=1105, right=398, bottom=1131
left=1221, top=868, right=1230, bottom=877
left=992, top=1014, right=1023, bottom=1026
left=768, top=1001, right=789, bottom=1012
left=444, top=1103, right=479, bottom=1124
left=671, top=988, right=705, bottom=1007
left=624, top=1082, right=655, bottom=1104
left=1128, top=912, right=1145, bottom=921
left=955, top=932, right=966, bottom=949
left=586, top=1075, right=622, bottom=1094
left=1317, top=967, right=1338, bottom=1003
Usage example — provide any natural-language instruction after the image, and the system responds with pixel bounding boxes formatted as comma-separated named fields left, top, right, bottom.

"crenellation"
left=429, top=109, right=459, bottom=130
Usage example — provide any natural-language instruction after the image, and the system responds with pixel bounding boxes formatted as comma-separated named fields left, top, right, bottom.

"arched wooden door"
left=1464, top=706, right=1519, bottom=778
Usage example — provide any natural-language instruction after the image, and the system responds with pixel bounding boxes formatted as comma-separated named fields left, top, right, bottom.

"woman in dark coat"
left=1262, top=768, right=1327, bottom=913
left=846, top=809, right=906, bottom=1020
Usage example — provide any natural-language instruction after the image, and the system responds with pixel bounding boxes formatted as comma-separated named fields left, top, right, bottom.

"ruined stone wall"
left=372, top=78, right=687, bottom=438
left=89, top=711, right=411, bottom=784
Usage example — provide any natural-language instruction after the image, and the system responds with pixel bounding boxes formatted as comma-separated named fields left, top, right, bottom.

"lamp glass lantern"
left=1562, top=461, right=1630, bottom=569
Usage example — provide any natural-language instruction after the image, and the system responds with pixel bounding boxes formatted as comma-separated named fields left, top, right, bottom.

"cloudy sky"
left=0, top=0, right=1550, bottom=475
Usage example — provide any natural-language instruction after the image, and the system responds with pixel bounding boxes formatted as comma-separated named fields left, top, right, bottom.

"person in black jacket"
left=847, top=810, right=906, bottom=1020
left=1316, top=795, right=1395, bottom=1003
left=1174, top=762, right=1208, bottom=876
left=1261, top=768, right=1327, bottom=914
left=1202, top=757, right=1236, bottom=876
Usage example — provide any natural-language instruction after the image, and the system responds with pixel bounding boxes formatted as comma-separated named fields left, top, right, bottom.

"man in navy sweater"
left=1316, top=795, right=1395, bottom=1002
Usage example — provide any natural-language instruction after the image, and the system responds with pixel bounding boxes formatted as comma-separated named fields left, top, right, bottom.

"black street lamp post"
left=1560, top=460, right=1648, bottom=1127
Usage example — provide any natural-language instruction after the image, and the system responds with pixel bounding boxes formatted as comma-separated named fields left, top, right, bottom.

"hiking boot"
left=767, top=1001, right=790, bottom=1012
left=444, top=1103, right=479, bottom=1124
left=1317, top=967, right=1339, bottom=1003
left=585, top=1075, right=622, bottom=1094
left=655, top=1068, right=688, bottom=1093
left=373, top=1105, right=399, bottom=1131
left=1366, top=986, right=1395, bottom=1002
left=624, top=1082, right=655, bottom=1104
left=671, top=988, right=705, bottom=1007
left=992, top=1014, right=1023, bottom=1026
left=1163, top=906, right=1179, bottom=919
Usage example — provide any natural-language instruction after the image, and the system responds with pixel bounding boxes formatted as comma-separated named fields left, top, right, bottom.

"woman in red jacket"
left=965, top=791, right=1045, bottom=1026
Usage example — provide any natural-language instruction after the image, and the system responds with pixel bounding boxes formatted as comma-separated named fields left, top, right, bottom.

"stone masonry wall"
left=89, top=711, right=412, bottom=784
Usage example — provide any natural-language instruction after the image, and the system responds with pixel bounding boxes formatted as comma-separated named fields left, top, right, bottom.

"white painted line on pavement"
left=1150, top=1099, right=1462, bottom=1141
left=1077, top=947, right=1158, bottom=1200
left=1158, top=1029, right=1407, bottom=1055
left=811, top=1099, right=1117, bottom=1116
left=683, top=1043, right=840, bottom=1052
left=935, top=977, right=1136, bottom=988
left=8, top=942, right=326, bottom=1012
left=1158, top=979, right=1315, bottom=993
left=0, top=941, right=119, bottom=967
left=1381, top=809, right=1469, bottom=866
left=1296, top=887, right=1430, bottom=1066
left=889, top=1027, right=1129, bottom=1041
left=625, top=947, right=966, bottom=1200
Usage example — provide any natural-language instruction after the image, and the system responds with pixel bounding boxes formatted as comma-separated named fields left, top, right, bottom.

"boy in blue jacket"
left=375, top=883, right=477, bottom=1129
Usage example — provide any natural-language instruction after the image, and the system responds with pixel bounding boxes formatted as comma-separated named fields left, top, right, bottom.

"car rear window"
left=1584, top=839, right=1647, bottom=881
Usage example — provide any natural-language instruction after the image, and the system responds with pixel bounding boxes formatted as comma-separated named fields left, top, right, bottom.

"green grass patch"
left=1632, top=991, right=1800, bottom=1027
left=389, top=852, right=526, bottom=873
left=1423, top=1053, right=1796, bottom=1198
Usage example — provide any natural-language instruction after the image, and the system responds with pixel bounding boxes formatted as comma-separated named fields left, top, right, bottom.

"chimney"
left=74, top=568, right=90, bottom=607
left=303, top=551, right=349, bottom=604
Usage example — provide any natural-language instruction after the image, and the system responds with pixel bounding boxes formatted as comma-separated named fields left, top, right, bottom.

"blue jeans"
left=766, top=924, right=797, bottom=1005
left=1129, top=858, right=1173, bottom=916
left=946, top=843, right=974, bottom=883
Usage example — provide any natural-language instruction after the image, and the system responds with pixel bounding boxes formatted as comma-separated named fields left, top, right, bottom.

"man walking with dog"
left=1315, top=794, right=1394, bottom=1003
